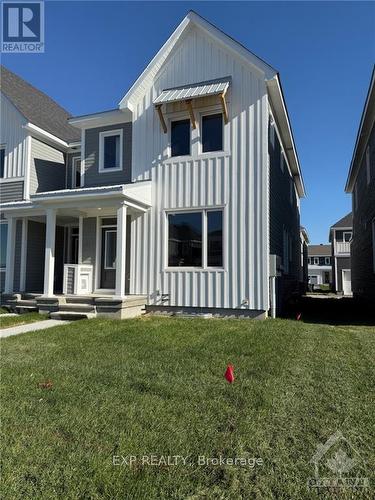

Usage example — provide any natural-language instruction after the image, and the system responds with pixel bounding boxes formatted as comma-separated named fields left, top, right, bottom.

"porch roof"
left=0, top=181, right=152, bottom=214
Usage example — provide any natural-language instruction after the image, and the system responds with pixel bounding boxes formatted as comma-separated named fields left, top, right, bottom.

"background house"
left=307, top=244, right=332, bottom=290
left=329, top=212, right=353, bottom=295
left=345, top=67, right=375, bottom=304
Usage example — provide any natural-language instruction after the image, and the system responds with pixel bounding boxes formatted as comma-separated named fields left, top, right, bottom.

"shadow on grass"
left=286, top=296, right=375, bottom=327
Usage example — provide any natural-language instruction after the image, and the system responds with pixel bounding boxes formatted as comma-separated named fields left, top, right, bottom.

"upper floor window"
left=99, top=130, right=123, bottom=172
left=72, top=157, right=82, bottom=188
left=0, top=147, right=5, bottom=178
left=171, top=119, right=190, bottom=157
left=202, top=113, right=223, bottom=153
left=343, top=232, right=352, bottom=242
left=325, top=257, right=331, bottom=265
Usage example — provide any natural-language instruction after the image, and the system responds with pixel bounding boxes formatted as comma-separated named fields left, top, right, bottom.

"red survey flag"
left=296, top=312, right=302, bottom=321
left=224, top=364, right=235, bottom=383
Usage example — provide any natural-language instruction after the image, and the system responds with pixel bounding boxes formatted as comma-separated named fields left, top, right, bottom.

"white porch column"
left=43, top=208, right=56, bottom=296
left=78, top=215, right=83, bottom=264
left=4, top=217, right=16, bottom=293
left=115, top=203, right=127, bottom=298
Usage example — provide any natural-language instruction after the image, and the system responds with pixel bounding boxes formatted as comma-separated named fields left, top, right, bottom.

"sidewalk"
left=0, top=320, right=70, bottom=339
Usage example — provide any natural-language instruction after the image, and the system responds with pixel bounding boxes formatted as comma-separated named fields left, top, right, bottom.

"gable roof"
left=118, top=10, right=305, bottom=197
left=345, top=66, right=375, bottom=192
left=331, top=212, right=353, bottom=229
left=0, top=65, right=80, bottom=143
left=308, top=244, right=331, bottom=257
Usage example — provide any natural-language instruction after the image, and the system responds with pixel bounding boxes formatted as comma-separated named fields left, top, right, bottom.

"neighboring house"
left=345, top=67, right=375, bottom=304
left=307, top=244, right=332, bottom=289
left=0, top=11, right=305, bottom=319
left=329, top=213, right=353, bottom=295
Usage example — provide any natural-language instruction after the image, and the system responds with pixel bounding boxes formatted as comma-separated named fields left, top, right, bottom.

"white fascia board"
left=267, top=75, right=306, bottom=198
left=23, top=122, right=69, bottom=150
left=69, top=108, right=132, bottom=129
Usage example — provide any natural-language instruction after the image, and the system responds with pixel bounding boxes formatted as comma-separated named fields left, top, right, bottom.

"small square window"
left=202, top=113, right=223, bottom=153
left=0, top=148, right=5, bottom=178
left=171, top=119, right=190, bottom=157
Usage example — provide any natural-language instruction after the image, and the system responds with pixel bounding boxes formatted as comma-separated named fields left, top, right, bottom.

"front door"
left=342, top=270, right=352, bottom=296
left=100, top=227, right=116, bottom=289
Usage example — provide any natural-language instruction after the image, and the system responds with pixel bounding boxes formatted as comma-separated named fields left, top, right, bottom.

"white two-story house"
left=1, top=11, right=305, bottom=319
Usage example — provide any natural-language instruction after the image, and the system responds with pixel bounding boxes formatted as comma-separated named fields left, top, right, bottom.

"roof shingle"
left=0, top=65, right=80, bottom=143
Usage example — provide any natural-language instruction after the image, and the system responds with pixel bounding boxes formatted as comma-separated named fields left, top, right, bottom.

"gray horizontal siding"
left=84, top=123, right=131, bottom=187
left=0, top=181, right=24, bottom=202
left=30, top=138, right=66, bottom=194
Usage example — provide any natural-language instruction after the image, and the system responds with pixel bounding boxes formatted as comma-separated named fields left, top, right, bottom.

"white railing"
left=63, top=264, right=93, bottom=295
left=336, top=241, right=351, bottom=254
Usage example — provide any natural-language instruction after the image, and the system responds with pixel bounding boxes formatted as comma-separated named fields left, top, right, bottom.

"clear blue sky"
left=2, top=1, right=375, bottom=243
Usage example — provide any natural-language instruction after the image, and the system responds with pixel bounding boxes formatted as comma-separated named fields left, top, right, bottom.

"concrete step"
left=50, top=311, right=96, bottom=321
left=64, top=296, right=96, bottom=305
left=15, top=305, right=38, bottom=313
left=15, top=299, right=37, bottom=307
left=58, top=303, right=96, bottom=313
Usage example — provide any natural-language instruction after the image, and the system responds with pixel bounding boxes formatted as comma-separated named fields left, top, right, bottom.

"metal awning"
left=154, top=77, right=230, bottom=105
left=154, top=77, right=231, bottom=133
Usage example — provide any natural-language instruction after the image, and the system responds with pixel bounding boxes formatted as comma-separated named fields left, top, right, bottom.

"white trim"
left=94, top=216, right=100, bottom=291
left=23, top=122, right=69, bottom=150
left=99, top=129, right=123, bottom=173
left=341, top=268, right=352, bottom=296
left=72, top=156, right=82, bottom=189
left=81, top=129, right=85, bottom=187
left=43, top=208, right=57, bottom=296
left=68, top=109, right=132, bottom=129
left=78, top=216, right=83, bottom=264
left=19, top=218, right=28, bottom=292
left=0, top=176, right=24, bottom=184
left=23, top=134, right=32, bottom=199
left=104, top=229, right=117, bottom=270
left=115, top=204, right=127, bottom=297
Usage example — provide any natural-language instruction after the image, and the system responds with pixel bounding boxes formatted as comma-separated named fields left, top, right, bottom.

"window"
left=314, top=257, right=319, bottom=265
left=325, top=257, right=331, bottom=265
left=366, top=146, right=371, bottom=185
left=72, top=157, right=82, bottom=188
left=171, top=119, right=190, bottom=157
left=99, top=130, right=123, bottom=172
left=168, top=212, right=202, bottom=267
left=343, top=232, right=352, bottom=242
left=207, top=211, right=223, bottom=267
left=0, top=222, right=7, bottom=291
left=104, top=230, right=117, bottom=269
left=0, top=148, right=5, bottom=178
left=202, top=113, right=223, bottom=153
left=167, top=210, right=223, bottom=268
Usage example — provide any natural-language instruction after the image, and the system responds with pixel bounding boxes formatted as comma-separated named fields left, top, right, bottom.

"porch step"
left=64, top=296, right=96, bottom=305
left=15, top=299, right=37, bottom=307
left=15, top=305, right=38, bottom=313
left=58, top=303, right=96, bottom=313
left=50, top=311, right=96, bottom=321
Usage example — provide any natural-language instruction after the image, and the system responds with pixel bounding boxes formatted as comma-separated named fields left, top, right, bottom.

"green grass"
left=0, top=312, right=42, bottom=329
left=1, top=317, right=374, bottom=499
left=0, top=307, right=10, bottom=314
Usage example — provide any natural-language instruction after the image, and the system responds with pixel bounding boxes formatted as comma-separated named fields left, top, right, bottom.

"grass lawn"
left=0, top=307, right=10, bottom=314
left=1, top=317, right=374, bottom=498
left=0, top=312, right=43, bottom=329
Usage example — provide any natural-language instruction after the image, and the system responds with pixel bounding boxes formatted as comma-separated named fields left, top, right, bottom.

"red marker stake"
left=224, top=364, right=235, bottom=383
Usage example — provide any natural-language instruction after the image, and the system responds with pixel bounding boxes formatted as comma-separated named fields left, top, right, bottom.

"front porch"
left=1, top=183, right=151, bottom=318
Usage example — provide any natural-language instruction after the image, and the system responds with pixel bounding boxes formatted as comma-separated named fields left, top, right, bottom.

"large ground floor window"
left=167, top=209, right=223, bottom=268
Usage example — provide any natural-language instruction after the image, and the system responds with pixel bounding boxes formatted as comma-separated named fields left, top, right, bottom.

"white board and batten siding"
left=0, top=92, right=28, bottom=179
left=129, top=25, right=269, bottom=312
